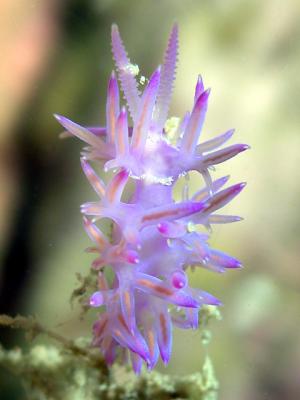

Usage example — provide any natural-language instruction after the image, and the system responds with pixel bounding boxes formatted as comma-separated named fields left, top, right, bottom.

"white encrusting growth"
left=122, top=63, right=140, bottom=76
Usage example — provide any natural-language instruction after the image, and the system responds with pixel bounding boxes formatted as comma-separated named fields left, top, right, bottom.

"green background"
left=0, top=1, right=300, bottom=399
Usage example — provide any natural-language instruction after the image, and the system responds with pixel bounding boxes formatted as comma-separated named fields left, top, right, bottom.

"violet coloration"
left=54, top=24, right=248, bottom=373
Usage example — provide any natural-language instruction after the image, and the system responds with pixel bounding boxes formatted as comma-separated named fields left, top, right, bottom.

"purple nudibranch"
left=54, top=23, right=248, bottom=374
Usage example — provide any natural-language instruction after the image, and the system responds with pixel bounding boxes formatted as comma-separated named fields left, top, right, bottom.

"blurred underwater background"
left=0, top=0, right=300, bottom=399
